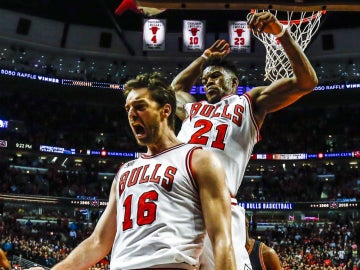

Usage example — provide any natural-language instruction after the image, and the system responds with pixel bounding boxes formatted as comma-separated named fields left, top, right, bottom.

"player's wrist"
left=201, top=53, right=209, bottom=60
left=274, top=24, right=286, bottom=38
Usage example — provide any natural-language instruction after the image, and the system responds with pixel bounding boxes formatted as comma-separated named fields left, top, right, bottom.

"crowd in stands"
left=0, top=209, right=359, bottom=269
left=0, top=211, right=109, bottom=269
left=250, top=220, right=360, bottom=269
left=0, top=89, right=140, bottom=153
left=238, top=160, right=360, bottom=202
left=254, top=105, right=360, bottom=154
left=1, top=86, right=360, bottom=154
left=0, top=151, right=359, bottom=202
left=0, top=152, right=113, bottom=198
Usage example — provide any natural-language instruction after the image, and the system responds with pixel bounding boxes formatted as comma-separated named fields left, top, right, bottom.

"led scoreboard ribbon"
left=61, top=79, right=122, bottom=89
left=239, top=201, right=359, bottom=211
left=2, top=68, right=360, bottom=93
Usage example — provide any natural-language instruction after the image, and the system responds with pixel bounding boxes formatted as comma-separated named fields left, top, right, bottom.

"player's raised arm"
left=171, top=39, right=230, bottom=93
left=246, top=11, right=318, bottom=127
left=172, top=40, right=230, bottom=120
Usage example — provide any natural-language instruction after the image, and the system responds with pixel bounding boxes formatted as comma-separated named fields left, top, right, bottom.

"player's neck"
left=146, top=132, right=182, bottom=155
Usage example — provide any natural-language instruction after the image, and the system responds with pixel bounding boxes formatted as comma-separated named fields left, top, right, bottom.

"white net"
left=249, top=10, right=325, bottom=82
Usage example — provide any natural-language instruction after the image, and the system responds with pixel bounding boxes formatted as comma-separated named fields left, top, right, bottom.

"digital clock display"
left=16, top=142, right=33, bottom=149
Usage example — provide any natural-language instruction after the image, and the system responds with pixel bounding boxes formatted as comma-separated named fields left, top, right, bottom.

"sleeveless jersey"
left=178, top=94, right=258, bottom=270
left=110, top=143, right=205, bottom=270
left=177, top=94, right=260, bottom=196
left=248, top=240, right=266, bottom=270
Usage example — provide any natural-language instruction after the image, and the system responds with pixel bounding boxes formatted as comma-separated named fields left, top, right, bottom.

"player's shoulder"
left=180, top=143, right=204, bottom=155
left=245, top=86, right=267, bottom=99
left=262, top=243, right=279, bottom=256
left=188, top=145, right=220, bottom=164
left=176, top=91, right=196, bottom=104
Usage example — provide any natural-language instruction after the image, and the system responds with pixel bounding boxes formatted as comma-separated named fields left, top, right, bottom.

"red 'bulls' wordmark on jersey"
left=188, top=102, right=245, bottom=127
left=118, top=163, right=177, bottom=196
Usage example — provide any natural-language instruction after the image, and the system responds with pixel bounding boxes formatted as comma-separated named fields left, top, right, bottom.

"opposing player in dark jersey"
left=245, top=217, right=282, bottom=270
left=173, top=11, right=317, bottom=270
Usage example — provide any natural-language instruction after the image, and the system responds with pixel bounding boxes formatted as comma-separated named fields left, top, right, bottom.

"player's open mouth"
left=133, top=125, right=145, bottom=137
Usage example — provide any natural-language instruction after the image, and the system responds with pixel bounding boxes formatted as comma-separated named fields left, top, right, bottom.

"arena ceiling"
left=0, top=0, right=360, bottom=33
left=0, top=0, right=359, bottom=88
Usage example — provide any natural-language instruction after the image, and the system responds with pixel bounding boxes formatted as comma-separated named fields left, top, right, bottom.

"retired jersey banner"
left=228, top=21, right=251, bottom=53
left=143, top=19, right=166, bottom=51
left=183, top=20, right=205, bottom=52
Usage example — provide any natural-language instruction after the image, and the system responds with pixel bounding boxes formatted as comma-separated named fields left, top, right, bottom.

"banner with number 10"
left=183, top=20, right=205, bottom=52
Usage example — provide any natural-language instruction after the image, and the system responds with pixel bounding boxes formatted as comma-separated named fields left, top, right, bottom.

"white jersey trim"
left=243, top=93, right=261, bottom=142
left=185, top=146, right=202, bottom=193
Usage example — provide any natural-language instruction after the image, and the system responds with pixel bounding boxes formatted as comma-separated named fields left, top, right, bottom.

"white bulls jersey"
left=177, top=94, right=260, bottom=196
left=110, top=143, right=205, bottom=270
left=177, top=93, right=259, bottom=270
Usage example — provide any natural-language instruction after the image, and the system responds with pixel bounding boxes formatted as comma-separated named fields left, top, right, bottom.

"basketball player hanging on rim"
left=172, top=11, right=318, bottom=270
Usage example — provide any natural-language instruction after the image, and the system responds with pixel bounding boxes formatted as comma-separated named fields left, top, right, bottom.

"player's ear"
left=162, top=103, right=172, bottom=118
left=232, top=77, right=239, bottom=90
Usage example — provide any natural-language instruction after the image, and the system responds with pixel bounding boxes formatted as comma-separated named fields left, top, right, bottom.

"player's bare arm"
left=247, top=12, right=318, bottom=127
left=172, top=39, right=229, bottom=93
left=175, top=91, right=196, bottom=121
left=262, top=245, right=283, bottom=270
left=191, top=148, right=236, bottom=270
left=51, top=180, right=118, bottom=270
left=172, top=40, right=230, bottom=120
left=171, top=39, right=230, bottom=93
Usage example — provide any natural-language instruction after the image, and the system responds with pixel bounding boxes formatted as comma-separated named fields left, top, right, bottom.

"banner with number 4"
left=143, top=19, right=166, bottom=51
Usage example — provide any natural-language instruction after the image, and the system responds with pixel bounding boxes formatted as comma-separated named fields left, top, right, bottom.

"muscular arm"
left=262, top=245, right=282, bottom=270
left=247, top=12, right=318, bottom=127
left=51, top=181, right=118, bottom=270
left=172, top=39, right=230, bottom=93
left=191, top=149, right=236, bottom=270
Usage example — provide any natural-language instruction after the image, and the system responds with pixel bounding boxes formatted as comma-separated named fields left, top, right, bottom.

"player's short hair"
left=202, top=57, right=239, bottom=80
left=123, top=72, right=176, bottom=130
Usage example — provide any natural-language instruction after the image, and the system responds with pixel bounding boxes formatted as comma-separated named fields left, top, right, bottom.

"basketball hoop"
left=248, top=9, right=326, bottom=82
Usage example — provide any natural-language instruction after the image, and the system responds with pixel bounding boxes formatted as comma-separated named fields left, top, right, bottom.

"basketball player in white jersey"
left=29, top=72, right=236, bottom=270
left=172, top=11, right=318, bottom=270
